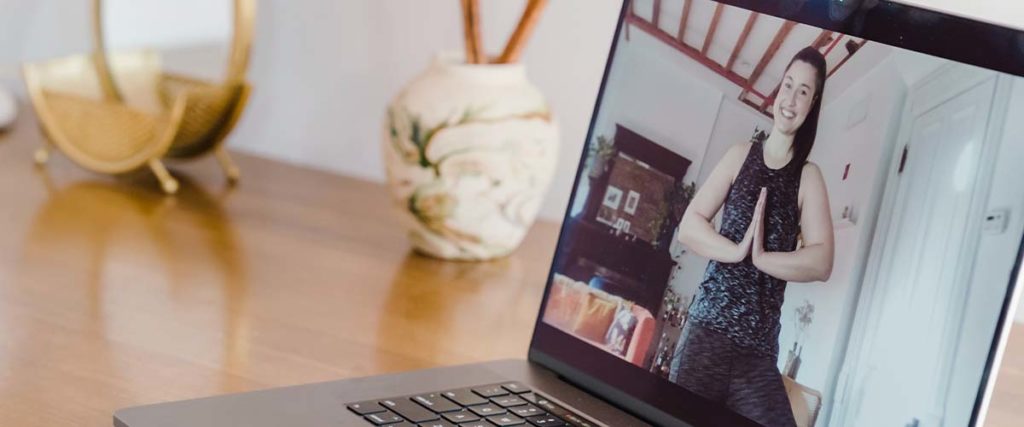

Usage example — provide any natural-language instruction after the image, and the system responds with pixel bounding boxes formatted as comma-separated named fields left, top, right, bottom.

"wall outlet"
left=982, top=208, right=1010, bottom=235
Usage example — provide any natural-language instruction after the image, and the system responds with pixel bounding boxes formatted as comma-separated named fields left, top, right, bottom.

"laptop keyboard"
left=346, top=381, right=597, bottom=427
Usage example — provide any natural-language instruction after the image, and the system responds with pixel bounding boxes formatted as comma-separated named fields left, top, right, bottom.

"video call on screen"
left=543, top=1, right=1024, bottom=426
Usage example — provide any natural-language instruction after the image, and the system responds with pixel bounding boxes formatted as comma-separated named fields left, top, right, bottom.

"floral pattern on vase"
left=383, top=52, right=559, bottom=260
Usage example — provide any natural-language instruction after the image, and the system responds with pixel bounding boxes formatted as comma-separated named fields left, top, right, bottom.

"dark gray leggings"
left=669, top=323, right=797, bottom=427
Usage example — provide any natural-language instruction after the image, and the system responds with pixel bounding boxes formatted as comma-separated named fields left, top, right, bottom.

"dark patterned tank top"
left=687, top=140, right=803, bottom=357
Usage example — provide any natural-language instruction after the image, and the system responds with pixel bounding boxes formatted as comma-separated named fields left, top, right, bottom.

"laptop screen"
left=530, top=1, right=1024, bottom=426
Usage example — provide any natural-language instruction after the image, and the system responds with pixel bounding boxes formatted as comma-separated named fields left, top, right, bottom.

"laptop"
left=115, top=1, right=1024, bottom=426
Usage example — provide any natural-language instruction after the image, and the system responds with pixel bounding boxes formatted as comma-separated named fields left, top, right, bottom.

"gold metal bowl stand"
left=23, top=0, right=255, bottom=194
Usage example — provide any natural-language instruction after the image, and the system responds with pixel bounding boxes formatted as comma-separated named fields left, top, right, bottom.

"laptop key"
left=492, top=395, right=527, bottom=408
left=487, top=414, right=526, bottom=426
left=413, top=393, right=462, bottom=413
left=442, top=388, right=488, bottom=406
left=457, top=422, right=490, bottom=427
left=501, top=382, right=532, bottom=394
left=525, top=396, right=561, bottom=414
left=381, top=398, right=440, bottom=423
left=468, top=403, right=506, bottom=417
left=382, top=423, right=414, bottom=427
left=348, top=400, right=387, bottom=415
left=524, top=395, right=590, bottom=426
left=526, top=415, right=566, bottom=426
left=510, top=405, right=544, bottom=417
left=441, top=410, right=479, bottom=423
left=472, top=384, right=510, bottom=398
left=417, top=421, right=456, bottom=427
left=365, top=410, right=405, bottom=425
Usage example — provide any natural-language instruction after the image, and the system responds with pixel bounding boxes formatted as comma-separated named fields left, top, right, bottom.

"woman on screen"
left=671, top=47, right=835, bottom=427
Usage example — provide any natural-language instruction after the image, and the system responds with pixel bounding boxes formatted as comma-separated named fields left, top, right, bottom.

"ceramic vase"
left=383, top=53, right=559, bottom=261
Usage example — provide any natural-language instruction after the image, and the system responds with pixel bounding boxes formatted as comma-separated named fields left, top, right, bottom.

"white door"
left=841, top=77, right=996, bottom=427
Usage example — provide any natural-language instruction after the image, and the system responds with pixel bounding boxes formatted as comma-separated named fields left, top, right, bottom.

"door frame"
left=828, top=62, right=1011, bottom=427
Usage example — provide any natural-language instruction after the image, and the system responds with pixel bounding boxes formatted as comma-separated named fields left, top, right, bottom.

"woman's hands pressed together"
left=751, top=166, right=835, bottom=283
left=751, top=187, right=767, bottom=261
left=675, top=143, right=832, bottom=282
left=730, top=187, right=767, bottom=263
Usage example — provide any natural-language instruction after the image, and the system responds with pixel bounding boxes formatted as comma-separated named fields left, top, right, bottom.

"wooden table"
left=0, top=111, right=1021, bottom=426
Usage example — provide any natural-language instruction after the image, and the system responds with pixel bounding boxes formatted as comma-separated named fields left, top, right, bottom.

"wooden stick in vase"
left=497, top=0, right=549, bottom=63
left=461, top=0, right=484, bottom=64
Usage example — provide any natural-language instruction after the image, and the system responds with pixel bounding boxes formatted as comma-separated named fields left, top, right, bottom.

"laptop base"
left=113, top=359, right=652, bottom=427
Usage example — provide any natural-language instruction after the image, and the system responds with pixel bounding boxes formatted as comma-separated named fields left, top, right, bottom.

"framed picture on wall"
left=624, top=191, right=640, bottom=215
left=603, top=186, right=624, bottom=209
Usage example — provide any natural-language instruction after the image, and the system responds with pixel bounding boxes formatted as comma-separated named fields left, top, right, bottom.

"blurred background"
left=1, top=0, right=1023, bottom=316
left=1, top=0, right=1022, bottom=220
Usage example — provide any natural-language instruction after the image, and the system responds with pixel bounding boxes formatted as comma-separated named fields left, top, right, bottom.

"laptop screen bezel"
left=526, top=1, right=1024, bottom=426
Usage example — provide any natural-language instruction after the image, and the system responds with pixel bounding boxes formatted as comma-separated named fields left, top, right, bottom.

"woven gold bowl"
left=23, top=0, right=254, bottom=194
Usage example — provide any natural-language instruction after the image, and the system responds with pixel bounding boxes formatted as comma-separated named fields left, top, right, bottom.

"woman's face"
left=772, top=60, right=819, bottom=136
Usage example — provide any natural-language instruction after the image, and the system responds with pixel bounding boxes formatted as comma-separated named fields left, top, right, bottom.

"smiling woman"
left=671, top=46, right=834, bottom=427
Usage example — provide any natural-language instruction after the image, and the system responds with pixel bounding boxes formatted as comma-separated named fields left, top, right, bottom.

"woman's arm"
left=677, top=144, right=759, bottom=264
left=752, top=163, right=834, bottom=282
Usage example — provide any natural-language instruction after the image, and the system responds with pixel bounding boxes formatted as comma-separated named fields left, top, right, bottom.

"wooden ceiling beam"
left=653, top=0, right=662, bottom=28
left=828, top=39, right=868, bottom=78
left=726, top=12, right=759, bottom=71
left=627, top=14, right=771, bottom=100
left=677, top=0, right=693, bottom=43
left=701, top=3, right=725, bottom=56
left=760, top=85, right=780, bottom=111
left=744, top=97, right=773, bottom=115
left=812, top=30, right=834, bottom=50
left=823, top=34, right=844, bottom=56
left=748, top=21, right=798, bottom=87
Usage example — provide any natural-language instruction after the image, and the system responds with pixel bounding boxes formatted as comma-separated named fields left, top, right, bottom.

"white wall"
left=776, top=50, right=912, bottom=425
left=944, top=78, right=1024, bottom=423
left=102, top=0, right=232, bottom=50
left=569, top=28, right=728, bottom=217
left=230, top=1, right=622, bottom=223
left=0, top=2, right=90, bottom=67
left=4, top=0, right=1022, bottom=220
left=0, top=0, right=624, bottom=221
left=4, top=1, right=1024, bottom=320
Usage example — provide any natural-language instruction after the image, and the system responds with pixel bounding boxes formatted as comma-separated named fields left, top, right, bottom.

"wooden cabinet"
left=554, top=125, right=690, bottom=316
